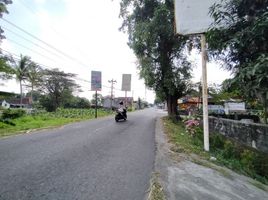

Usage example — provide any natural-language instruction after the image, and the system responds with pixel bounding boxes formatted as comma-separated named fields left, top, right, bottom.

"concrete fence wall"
left=209, top=117, right=268, bottom=154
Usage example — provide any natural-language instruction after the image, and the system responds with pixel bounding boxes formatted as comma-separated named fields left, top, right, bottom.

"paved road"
left=0, top=108, right=159, bottom=200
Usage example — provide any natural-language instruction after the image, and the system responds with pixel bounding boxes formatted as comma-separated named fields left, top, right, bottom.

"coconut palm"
left=13, top=55, right=31, bottom=107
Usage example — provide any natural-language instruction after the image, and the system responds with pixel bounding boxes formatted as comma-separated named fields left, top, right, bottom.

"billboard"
left=91, top=71, right=102, bottom=91
left=174, top=0, right=221, bottom=35
left=121, top=74, right=131, bottom=91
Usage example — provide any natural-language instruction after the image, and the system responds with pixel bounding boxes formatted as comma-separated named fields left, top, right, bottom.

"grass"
left=162, top=117, right=268, bottom=186
left=0, top=108, right=113, bottom=137
left=147, top=173, right=165, bottom=200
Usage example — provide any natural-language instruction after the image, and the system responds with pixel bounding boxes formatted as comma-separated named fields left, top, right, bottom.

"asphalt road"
left=0, top=108, right=160, bottom=200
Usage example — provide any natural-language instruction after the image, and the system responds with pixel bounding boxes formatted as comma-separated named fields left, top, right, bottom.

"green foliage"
left=1, top=108, right=26, bottom=119
left=119, top=0, right=193, bottom=116
left=37, top=68, right=80, bottom=111
left=207, top=0, right=268, bottom=122
left=0, top=108, right=113, bottom=137
left=0, top=0, right=12, bottom=40
left=163, top=117, right=268, bottom=184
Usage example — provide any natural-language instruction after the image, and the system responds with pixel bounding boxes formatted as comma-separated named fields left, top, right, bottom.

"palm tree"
left=26, top=62, right=42, bottom=103
left=13, top=55, right=31, bottom=107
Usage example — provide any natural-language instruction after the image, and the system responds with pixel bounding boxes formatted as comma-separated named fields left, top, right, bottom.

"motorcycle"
left=115, top=107, right=127, bottom=122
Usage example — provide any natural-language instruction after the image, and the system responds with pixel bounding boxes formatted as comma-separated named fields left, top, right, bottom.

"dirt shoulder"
left=154, top=117, right=268, bottom=200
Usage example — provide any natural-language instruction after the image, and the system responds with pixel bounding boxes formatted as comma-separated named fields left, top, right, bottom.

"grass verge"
left=0, top=108, right=113, bottom=137
left=162, top=117, right=268, bottom=186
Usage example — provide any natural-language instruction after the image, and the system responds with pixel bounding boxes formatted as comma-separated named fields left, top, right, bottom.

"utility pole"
left=108, top=79, right=117, bottom=109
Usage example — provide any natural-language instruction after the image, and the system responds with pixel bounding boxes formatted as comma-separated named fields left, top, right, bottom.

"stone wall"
left=209, top=117, right=268, bottom=154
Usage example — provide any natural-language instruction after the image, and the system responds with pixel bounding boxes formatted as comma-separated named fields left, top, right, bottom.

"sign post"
left=91, top=71, right=102, bottom=118
left=174, top=0, right=222, bottom=151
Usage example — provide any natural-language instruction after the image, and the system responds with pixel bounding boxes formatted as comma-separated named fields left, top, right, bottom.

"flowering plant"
left=184, top=119, right=200, bottom=137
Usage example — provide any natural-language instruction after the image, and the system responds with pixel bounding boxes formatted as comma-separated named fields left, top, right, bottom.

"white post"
left=201, top=34, right=209, bottom=151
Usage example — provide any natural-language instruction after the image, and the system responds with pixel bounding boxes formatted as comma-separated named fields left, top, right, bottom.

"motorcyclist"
left=118, top=101, right=127, bottom=118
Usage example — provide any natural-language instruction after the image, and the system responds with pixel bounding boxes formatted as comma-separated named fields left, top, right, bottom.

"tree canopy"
left=207, top=0, right=268, bottom=122
left=38, top=69, right=80, bottom=111
left=119, top=0, right=193, bottom=116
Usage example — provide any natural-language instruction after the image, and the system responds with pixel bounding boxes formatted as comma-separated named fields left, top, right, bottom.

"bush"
left=1, top=109, right=26, bottom=119
left=210, top=133, right=225, bottom=150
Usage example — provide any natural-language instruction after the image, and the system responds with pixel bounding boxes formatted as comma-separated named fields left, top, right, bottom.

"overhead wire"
left=2, top=25, right=67, bottom=60
left=1, top=18, right=91, bottom=69
left=4, top=38, right=58, bottom=62
left=1, top=48, right=122, bottom=92
left=18, top=0, right=90, bottom=60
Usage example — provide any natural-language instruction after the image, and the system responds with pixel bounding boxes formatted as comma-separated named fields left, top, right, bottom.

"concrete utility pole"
left=201, top=34, right=209, bottom=151
left=108, top=79, right=117, bottom=109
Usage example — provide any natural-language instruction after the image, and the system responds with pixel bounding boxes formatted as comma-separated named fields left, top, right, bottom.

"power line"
left=5, top=38, right=58, bottom=62
left=1, top=18, right=91, bottom=69
left=1, top=48, right=121, bottom=92
left=18, top=0, right=90, bottom=60
left=2, top=25, right=66, bottom=60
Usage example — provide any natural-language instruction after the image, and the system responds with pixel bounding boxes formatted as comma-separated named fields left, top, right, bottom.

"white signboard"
left=174, top=0, right=221, bottom=35
left=91, top=71, right=102, bottom=91
left=121, top=74, right=132, bottom=91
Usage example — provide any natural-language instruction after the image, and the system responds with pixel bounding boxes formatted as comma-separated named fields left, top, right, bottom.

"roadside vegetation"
left=148, top=173, right=165, bottom=200
left=163, top=117, right=268, bottom=185
left=0, top=108, right=113, bottom=137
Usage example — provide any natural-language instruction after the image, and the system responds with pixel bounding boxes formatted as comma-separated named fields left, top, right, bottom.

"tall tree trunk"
left=20, top=79, right=23, bottom=108
left=167, top=94, right=178, bottom=117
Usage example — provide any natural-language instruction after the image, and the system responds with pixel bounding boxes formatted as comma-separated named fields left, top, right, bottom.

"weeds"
left=163, top=117, right=268, bottom=185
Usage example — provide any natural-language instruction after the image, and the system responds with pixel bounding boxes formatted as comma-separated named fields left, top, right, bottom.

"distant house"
left=0, top=100, right=10, bottom=109
left=8, top=97, right=33, bottom=108
left=103, top=96, right=133, bottom=109
left=177, top=95, right=215, bottom=115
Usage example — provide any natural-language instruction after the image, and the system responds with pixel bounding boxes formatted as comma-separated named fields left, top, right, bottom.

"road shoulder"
left=153, top=117, right=268, bottom=200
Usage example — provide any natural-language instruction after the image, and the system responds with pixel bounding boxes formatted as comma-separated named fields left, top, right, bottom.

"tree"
left=119, top=0, right=192, bottom=116
left=90, top=93, right=103, bottom=107
left=38, top=68, right=80, bottom=111
left=0, top=1, right=13, bottom=82
left=12, top=55, right=31, bottom=106
left=0, top=0, right=12, bottom=40
left=25, top=62, right=42, bottom=103
left=0, top=53, right=14, bottom=83
left=207, top=0, right=268, bottom=122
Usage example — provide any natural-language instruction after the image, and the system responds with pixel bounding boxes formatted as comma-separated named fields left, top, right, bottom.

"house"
left=8, top=97, right=33, bottom=108
left=0, top=100, right=10, bottom=109
left=178, top=95, right=215, bottom=115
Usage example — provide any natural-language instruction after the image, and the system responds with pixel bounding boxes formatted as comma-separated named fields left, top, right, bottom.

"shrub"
left=222, top=140, right=237, bottom=159
left=210, top=133, right=225, bottom=150
left=1, top=109, right=26, bottom=119
left=184, top=119, right=200, bottom=137
left=241, top=149, right=256, bottom=174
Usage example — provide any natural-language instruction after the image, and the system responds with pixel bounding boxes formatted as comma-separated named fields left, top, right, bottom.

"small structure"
left=8, top=97, right=33, bottom=108
left=0, top=100, right=10, bottom=109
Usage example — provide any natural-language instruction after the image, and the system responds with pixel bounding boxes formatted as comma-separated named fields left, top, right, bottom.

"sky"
left=0, top=0, right=231, bottom=103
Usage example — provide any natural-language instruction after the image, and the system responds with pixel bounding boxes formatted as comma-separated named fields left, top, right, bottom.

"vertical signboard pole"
left=201, top=34, right=209, bottom=151
left=95, top=90, right=98, bottom=118
left=125, top=91, right=127, bottom=107
left=91, top=71, right=102, bottom=119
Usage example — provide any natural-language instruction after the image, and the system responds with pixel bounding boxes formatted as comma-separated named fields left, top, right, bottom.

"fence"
left=209, top=117, right=268, bottom=154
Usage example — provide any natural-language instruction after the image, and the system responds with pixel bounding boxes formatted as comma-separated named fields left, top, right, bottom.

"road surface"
left=0, top=108, right=160, bottom=200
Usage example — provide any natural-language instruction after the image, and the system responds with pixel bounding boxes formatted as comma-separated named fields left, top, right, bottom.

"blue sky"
left=0, top=0, right=230, bottom=103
